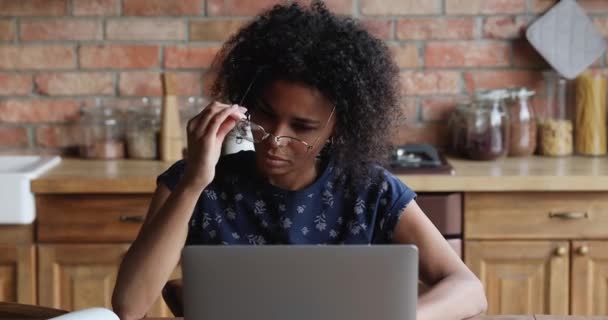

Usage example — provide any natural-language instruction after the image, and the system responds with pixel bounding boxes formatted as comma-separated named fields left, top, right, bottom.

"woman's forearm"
left=417, top=273, right=488, bottom=320
left=111, top=182, right=204, bottom=320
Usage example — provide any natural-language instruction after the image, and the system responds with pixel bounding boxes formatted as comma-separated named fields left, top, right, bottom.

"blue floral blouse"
left=157, top=151, right=416, bottom=245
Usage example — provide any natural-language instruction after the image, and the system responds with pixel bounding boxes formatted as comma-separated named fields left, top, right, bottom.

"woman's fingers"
left=200, top=104, right=246, bottom=140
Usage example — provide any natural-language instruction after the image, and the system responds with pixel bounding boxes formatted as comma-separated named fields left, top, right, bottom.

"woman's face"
left=249, top=79, right=336, bottom=178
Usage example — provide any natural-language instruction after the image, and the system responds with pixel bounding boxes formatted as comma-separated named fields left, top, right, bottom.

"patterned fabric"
left=157, top=151, right=416, bottom=245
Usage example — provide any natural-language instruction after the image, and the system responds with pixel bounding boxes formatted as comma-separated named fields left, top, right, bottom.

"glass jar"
left=447, top=102, right=471, bottom=157
left=79, top=105, right=126, bottom=159
left=465, top=90, right=510, bottom=161
left=126, top=101, right=161, bottom=160
left=538, top=71, right=573, bottom=156
left=507, top=87, right=537, bottom=157
left=575, top=71, right=607, bottom=156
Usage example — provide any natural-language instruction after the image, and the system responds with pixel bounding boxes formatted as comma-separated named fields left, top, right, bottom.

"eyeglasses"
left=232, top=68, right=335, bottom=155
left=235, top=106, right=335, bottom=155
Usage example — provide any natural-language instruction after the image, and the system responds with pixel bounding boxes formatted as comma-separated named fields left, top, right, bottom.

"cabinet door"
left=38, top=244, right=129, bottom=310
left=465, top=241, right=569, bottom=315
left=0, top=245, right=35, bottom=304
left=571, top=241, right=608, bottom=315
left=38, top=244, right=180, bottom=316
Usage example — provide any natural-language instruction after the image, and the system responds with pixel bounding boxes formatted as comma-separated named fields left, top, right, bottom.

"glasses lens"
left=248, top=122, right=267, bottom=143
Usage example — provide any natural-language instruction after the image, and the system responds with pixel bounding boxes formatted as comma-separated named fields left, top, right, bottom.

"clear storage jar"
left=507, top=88, right=537, bottom=157
left=465, top=90, right=510, bottom=161
left=126, top=103, right=161, bottom=160
left=79, top=105, right=126, bottom=159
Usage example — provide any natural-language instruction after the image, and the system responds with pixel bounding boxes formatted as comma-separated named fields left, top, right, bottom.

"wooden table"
left=143, top=316, right=608, bottom=320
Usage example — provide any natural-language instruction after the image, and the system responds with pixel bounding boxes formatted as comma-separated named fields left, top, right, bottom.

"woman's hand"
left=183, top=101, right=247, bottom=190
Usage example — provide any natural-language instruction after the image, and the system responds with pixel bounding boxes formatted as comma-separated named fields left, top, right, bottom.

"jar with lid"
left=126, top=98, right=161, bottom=159
left=447, top=102, right=471, bottom=157
left=538, top=71, right=573, bottom=156
left=465, top=90, right=510, bottom=161
left=507, top=87, right=537, bottom=157
left=79, top=105, right=126, bottom=159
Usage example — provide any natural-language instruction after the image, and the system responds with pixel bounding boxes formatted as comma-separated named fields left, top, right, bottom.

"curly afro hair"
left=210, top=1, right=401, bottom=183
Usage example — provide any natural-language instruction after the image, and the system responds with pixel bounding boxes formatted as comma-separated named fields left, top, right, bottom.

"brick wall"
left=1, top=0, right=607, bottom=154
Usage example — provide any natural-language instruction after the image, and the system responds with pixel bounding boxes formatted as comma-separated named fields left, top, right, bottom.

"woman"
left=112, top=2, right=487, bottom=320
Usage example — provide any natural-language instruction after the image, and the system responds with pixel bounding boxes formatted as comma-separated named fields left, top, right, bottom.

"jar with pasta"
left=575, top=71, right=607, bottom=156
left=538, top=71, right=573, bottom=157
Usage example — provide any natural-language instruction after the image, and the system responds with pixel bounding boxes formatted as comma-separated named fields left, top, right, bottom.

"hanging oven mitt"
left=526, top=0, right=607, bottom=79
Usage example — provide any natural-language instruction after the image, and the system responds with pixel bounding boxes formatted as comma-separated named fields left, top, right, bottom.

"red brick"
left=207, top=0, right=282, bottom=16
left=0, top=0, right=67, bottom=16
left=0, top=99, right=81, bottom=123
left=529, top=0, right=555, bottom=12
left=20, top=19, right=102, bottom=41
left=0, top=20, right=15, bottom=41
left=0, top=127, right=28, bottom=147
left=106, top=19, right=186, bottom=41
left=389, top=43, right=420, bottom=68
left=593, top=17, right=608, bottom=37
left=483, top=16, right=530, bottom=39
left=425, top=42, right=511, bottom=68
left=164, top=46, right=220, bottom=69
left=532, top=0, right=608, bottom=13
left=80, top=45, right=159, bottom=69
left=294, top=0, right=354, bottom=15
left=73, top=0, right=119, bottom=15
left=512, top=38, right=549, bottom=68
left=35, top=72, right=114, bottom=96
left=396, top=18, right=475, bottom=40
left=391, top=122, right=448, bottom=148
left=123, top=0, right=203, bottom=16
left=400, top=71, right=461, bottom=95
left=119, top=72, right=202, bottom=96
left=0, top=45, right=75, bottom=70
left=360, top=19, right=392, bottom=40
left=421, top=96, right=470, bottom=121
left=446, top=0, right=525, bottom=14
left=35, top=125, right=81, bottom=148
left=464, top=70, right=544, bottom=94
left=189, top=19, right=246, bottom=41
left=399, top=98, right=419, bottom=123
left=0, top=74, right=32, bottom=95
left=361, top=0, right=439, bottom=15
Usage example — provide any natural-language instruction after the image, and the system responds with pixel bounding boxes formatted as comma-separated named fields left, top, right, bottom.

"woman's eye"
left=293, top=124, right=316, bottom=132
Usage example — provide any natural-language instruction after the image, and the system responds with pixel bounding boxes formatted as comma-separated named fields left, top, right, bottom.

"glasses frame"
left=235, top=105, right=335, bottom=153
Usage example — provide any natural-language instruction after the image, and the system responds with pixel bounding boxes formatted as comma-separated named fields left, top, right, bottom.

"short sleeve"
left=157, top=160, right=186, bottom=191
left=379, top=170, right=417, bottom=240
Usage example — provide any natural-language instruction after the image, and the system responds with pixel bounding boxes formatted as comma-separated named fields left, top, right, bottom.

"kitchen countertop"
left=31, top=156, right=608, bottom=194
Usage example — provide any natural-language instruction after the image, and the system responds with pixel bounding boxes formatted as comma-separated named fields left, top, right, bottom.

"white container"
left=0, top=155, right=61, bottom=224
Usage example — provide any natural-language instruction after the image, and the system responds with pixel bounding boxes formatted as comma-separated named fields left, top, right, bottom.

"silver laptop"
left=182, top=245, right=418, bottom=320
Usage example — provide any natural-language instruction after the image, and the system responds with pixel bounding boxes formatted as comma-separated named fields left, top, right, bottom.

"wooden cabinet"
left=465, top=192, right=608, bottom=316
left=35, top=194, right=181, bottom=317
left=0, top=225, right=36, bottom=304
left=466, top=241, right=569, bottom=315
left=0, top=244, right=36, bottom=304
left=571, top=241, right=608, bottom=315
left=37, top=244, right=180, bottom=317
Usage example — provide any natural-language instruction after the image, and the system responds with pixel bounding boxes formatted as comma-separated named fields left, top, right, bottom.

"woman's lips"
left=263, top=153, right=289, bottom=167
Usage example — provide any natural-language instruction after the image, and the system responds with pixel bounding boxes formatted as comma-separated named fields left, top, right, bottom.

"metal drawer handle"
left=119, top=215, right=145, bottom=223
left=548, top=211, right=588, bottom=220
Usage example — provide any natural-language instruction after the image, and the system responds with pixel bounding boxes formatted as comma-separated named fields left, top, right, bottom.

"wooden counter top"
left=31, top=156, right=608, bottom=194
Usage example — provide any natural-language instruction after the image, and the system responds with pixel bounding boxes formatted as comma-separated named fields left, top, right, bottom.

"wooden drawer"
left=36, top=194, right=151, bottom=243
left=417, top=193, right=462, bottom=236
left=465, top=192, right=608, bottom=240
